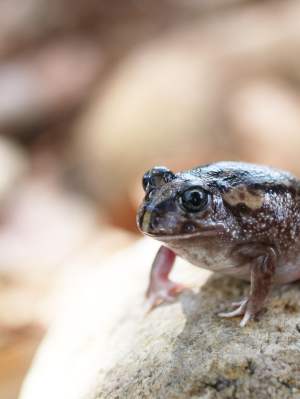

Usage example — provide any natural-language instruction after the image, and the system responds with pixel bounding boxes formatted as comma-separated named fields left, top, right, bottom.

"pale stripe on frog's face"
left=141, top=210, right=151, bottom=232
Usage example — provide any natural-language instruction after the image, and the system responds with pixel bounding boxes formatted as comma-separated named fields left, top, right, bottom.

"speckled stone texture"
left=20, top=239, right=300, bottom=399
left=92, top=278, right=300, bottom=399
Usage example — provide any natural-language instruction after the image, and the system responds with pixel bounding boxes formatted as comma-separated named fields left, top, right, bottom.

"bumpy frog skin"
left=137, top=162, right=300, bottom=326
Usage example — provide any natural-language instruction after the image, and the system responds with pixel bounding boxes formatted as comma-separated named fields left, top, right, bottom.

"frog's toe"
left=231, top=299, right=247, bottom=307
left=240, top=310, right=252, bottom=327
left=145, top=292, right=173, bottom=313
left=145, top=281, right=185, bottom=312
left=218, top=298, right=259, bottom=327
left=218, top=299, right=248, bottom=318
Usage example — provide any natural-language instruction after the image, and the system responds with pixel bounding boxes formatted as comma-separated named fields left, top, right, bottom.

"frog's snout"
left=138, top=206, right=162, bottom=234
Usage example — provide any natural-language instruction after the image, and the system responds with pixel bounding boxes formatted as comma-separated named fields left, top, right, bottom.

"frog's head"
left=137, top=166, right=232, bottom=242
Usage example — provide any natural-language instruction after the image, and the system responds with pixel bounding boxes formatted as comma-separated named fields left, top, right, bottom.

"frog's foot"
left=219, top=246, right=276, bottom=326
left=146, top=280, right=185, bottom=312
left=218, top=298, right=256, bottom=327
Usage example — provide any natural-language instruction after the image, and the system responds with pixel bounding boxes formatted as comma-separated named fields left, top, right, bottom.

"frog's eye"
left=180, top=187, right=208, bottom=212
left=142, top=166, right=175, bottom=193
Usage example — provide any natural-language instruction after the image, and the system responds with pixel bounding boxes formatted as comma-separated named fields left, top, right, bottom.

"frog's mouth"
left=137, top=207, right=224, bottom=241
left=142, top=224, right=225, bottom=241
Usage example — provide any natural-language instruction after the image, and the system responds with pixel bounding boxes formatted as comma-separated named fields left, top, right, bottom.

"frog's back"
left=183, top=161, right=299, bottom=192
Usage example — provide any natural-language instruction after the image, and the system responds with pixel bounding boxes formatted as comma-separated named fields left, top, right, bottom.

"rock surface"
left=20, top=239, right=300, bottom=399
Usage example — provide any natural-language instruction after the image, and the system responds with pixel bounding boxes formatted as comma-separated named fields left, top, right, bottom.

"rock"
left=20, top=238, right=300, bottom=399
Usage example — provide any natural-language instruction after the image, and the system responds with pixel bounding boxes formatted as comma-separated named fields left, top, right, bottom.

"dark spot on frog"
left=296, top=323, right=300, bottom=333
left=238, top=203, right=250, bottom=213
left=225, top=202, right=252, bottom=218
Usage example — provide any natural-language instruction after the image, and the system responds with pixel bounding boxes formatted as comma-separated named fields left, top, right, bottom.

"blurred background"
left=1, top=0, right=300, bottom=397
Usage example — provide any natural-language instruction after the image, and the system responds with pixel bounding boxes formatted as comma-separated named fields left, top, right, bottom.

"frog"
left=136, top=161, right=300, bottom=326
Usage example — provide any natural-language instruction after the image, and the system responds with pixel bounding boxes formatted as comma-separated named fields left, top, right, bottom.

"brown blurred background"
left=1, top=0, right=300, bottom=398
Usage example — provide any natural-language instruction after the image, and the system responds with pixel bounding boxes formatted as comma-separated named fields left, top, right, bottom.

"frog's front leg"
left=146, top=245, right=185, bottom=311
left=219, top=246, right=277, bottom=327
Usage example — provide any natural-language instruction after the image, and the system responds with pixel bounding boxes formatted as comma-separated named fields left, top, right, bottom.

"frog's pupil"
left=190, top=191, right=202, bottom=205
